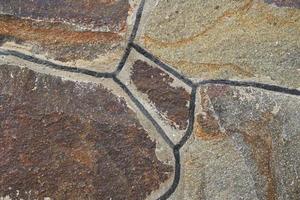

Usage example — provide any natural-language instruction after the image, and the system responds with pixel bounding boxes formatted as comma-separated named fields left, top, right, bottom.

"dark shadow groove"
left=131, top=43, right=194, bottom=87
left=112, top=76, right=175, bottom=149
left=0, top=49, right=113, bottom=78
left=197, top=79, right=300, bottom=96
left=114, top=0, right=146, bottom=74
left=176, top=86, right=197, bottom=149
left=157, top=148, right=181, bottom=200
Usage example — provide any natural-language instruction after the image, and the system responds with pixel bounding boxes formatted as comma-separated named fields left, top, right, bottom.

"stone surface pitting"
left=137, top=0, right=300, bottom=89
left=0, top=65, right=173, bottom=200
left=0, top=0, right=300, bottom=199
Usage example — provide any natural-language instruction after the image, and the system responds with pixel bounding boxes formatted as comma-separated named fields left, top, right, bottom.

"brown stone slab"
left=0, top=0, right=129, bottom=32
left=0, top=0, right=137, bottom=71
left=0, top=65, right=173, bottom=200
left=131, top=60, right=190, bottom=130
left=0, top=15, right=122, bottom=62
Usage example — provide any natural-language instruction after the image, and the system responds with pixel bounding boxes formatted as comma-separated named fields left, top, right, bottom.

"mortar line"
left=2, top=49, right=299, bottom=97
left=157, top=86, right=197, bottom=200
left=1, top=0, right=299, bottom=197
left=0, top=49, right=113, bottom=78
left=176, top=85, right=198, bottom=150
left=114, top=0, right=146, bottom=75
left=112, top=76, right=175, bottom=149
left=157, top=148, right=181, bottom=200
left=131, top=43, right=194, bottom=87
left=197, top=79, right=300, bottom=96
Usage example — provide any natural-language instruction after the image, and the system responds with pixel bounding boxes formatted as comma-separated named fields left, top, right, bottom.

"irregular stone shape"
left=137, top=0, right=300, bottom=88
left=0, top=65, right=173, bottom=200
left=0, top=15, right=122, bottom=61
left=184, top=85, right=300, bottom=200
left=0, top=0, right=135, bottom=71
left=0, top=0, right=129, bottom=32
left=131, top=60, right=190, bottom=130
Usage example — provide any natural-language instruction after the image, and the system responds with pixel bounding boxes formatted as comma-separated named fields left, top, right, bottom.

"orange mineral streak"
left=195, top=122, right=226, bottom=141
left=167, top=60, right=254, bottom=78
left=240, top=111, right=278, bottom=200
left=196, top=86, right=278, bottom=199
left=0, top=16, right=122, bottom=46
left=195, top=89, right=226, bottom=141
left=143, top=0, right=254, bottom=48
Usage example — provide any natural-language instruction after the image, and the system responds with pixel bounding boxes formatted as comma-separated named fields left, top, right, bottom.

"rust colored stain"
left=166, top=60, right=254, bottom=78
left=205, top=85, right=279, bottom=200
left=195, top=89, right=225, bottom=140
left=0, top=16, right=122, bottom=45
left=0, top=0, right=130, bottom=32
left=0, top=65, right=173, bottom=200
left=0, top=15, right=123, bottom=61
left=238, top=112, right=278, bottom=200
left=131, top=60, right=190, bottom=130
left=264, top=0, right=300, bottom=8
left=206, top=85, right=231, bottom=99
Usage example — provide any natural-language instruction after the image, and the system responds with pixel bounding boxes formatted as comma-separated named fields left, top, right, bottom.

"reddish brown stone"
left=0, top=0, right=131, bottom=63
left=0, top=65, right=173, bottom=200
left=0, top=15, right=123, bottom=62
left=131, top=60, right=190, bottom=130
left=195, top=88, right=225, bottom=140
left=264, top=0, right=300, bottom=8
left=0, top=0, right=129, bottom=32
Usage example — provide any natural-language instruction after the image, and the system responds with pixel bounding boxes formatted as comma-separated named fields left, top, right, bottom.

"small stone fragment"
left=131, top=60, right=190, bottom=130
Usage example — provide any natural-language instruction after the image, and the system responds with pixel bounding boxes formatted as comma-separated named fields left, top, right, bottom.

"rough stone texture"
left=0, top=15, right=122, bottom=61
left=0, top=0, right=129, bottom=32
left=131, top=60, right=190, bottom=130
left=265, top=0, right=300, bottom=8
left=204, top=85, right=300, bottom=200
left=195, top=88, right=226, bottom=140
left=0, top=0, right=300, bottom=199
left=0, top=0, right=137, bottom=71
left=173, top=138, right=258, bottom=200
left=0, top=65, right=173, bottom=200
left=173, top=85, right=300, bottom=200
left=137, top=0, right=300, bottom=88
